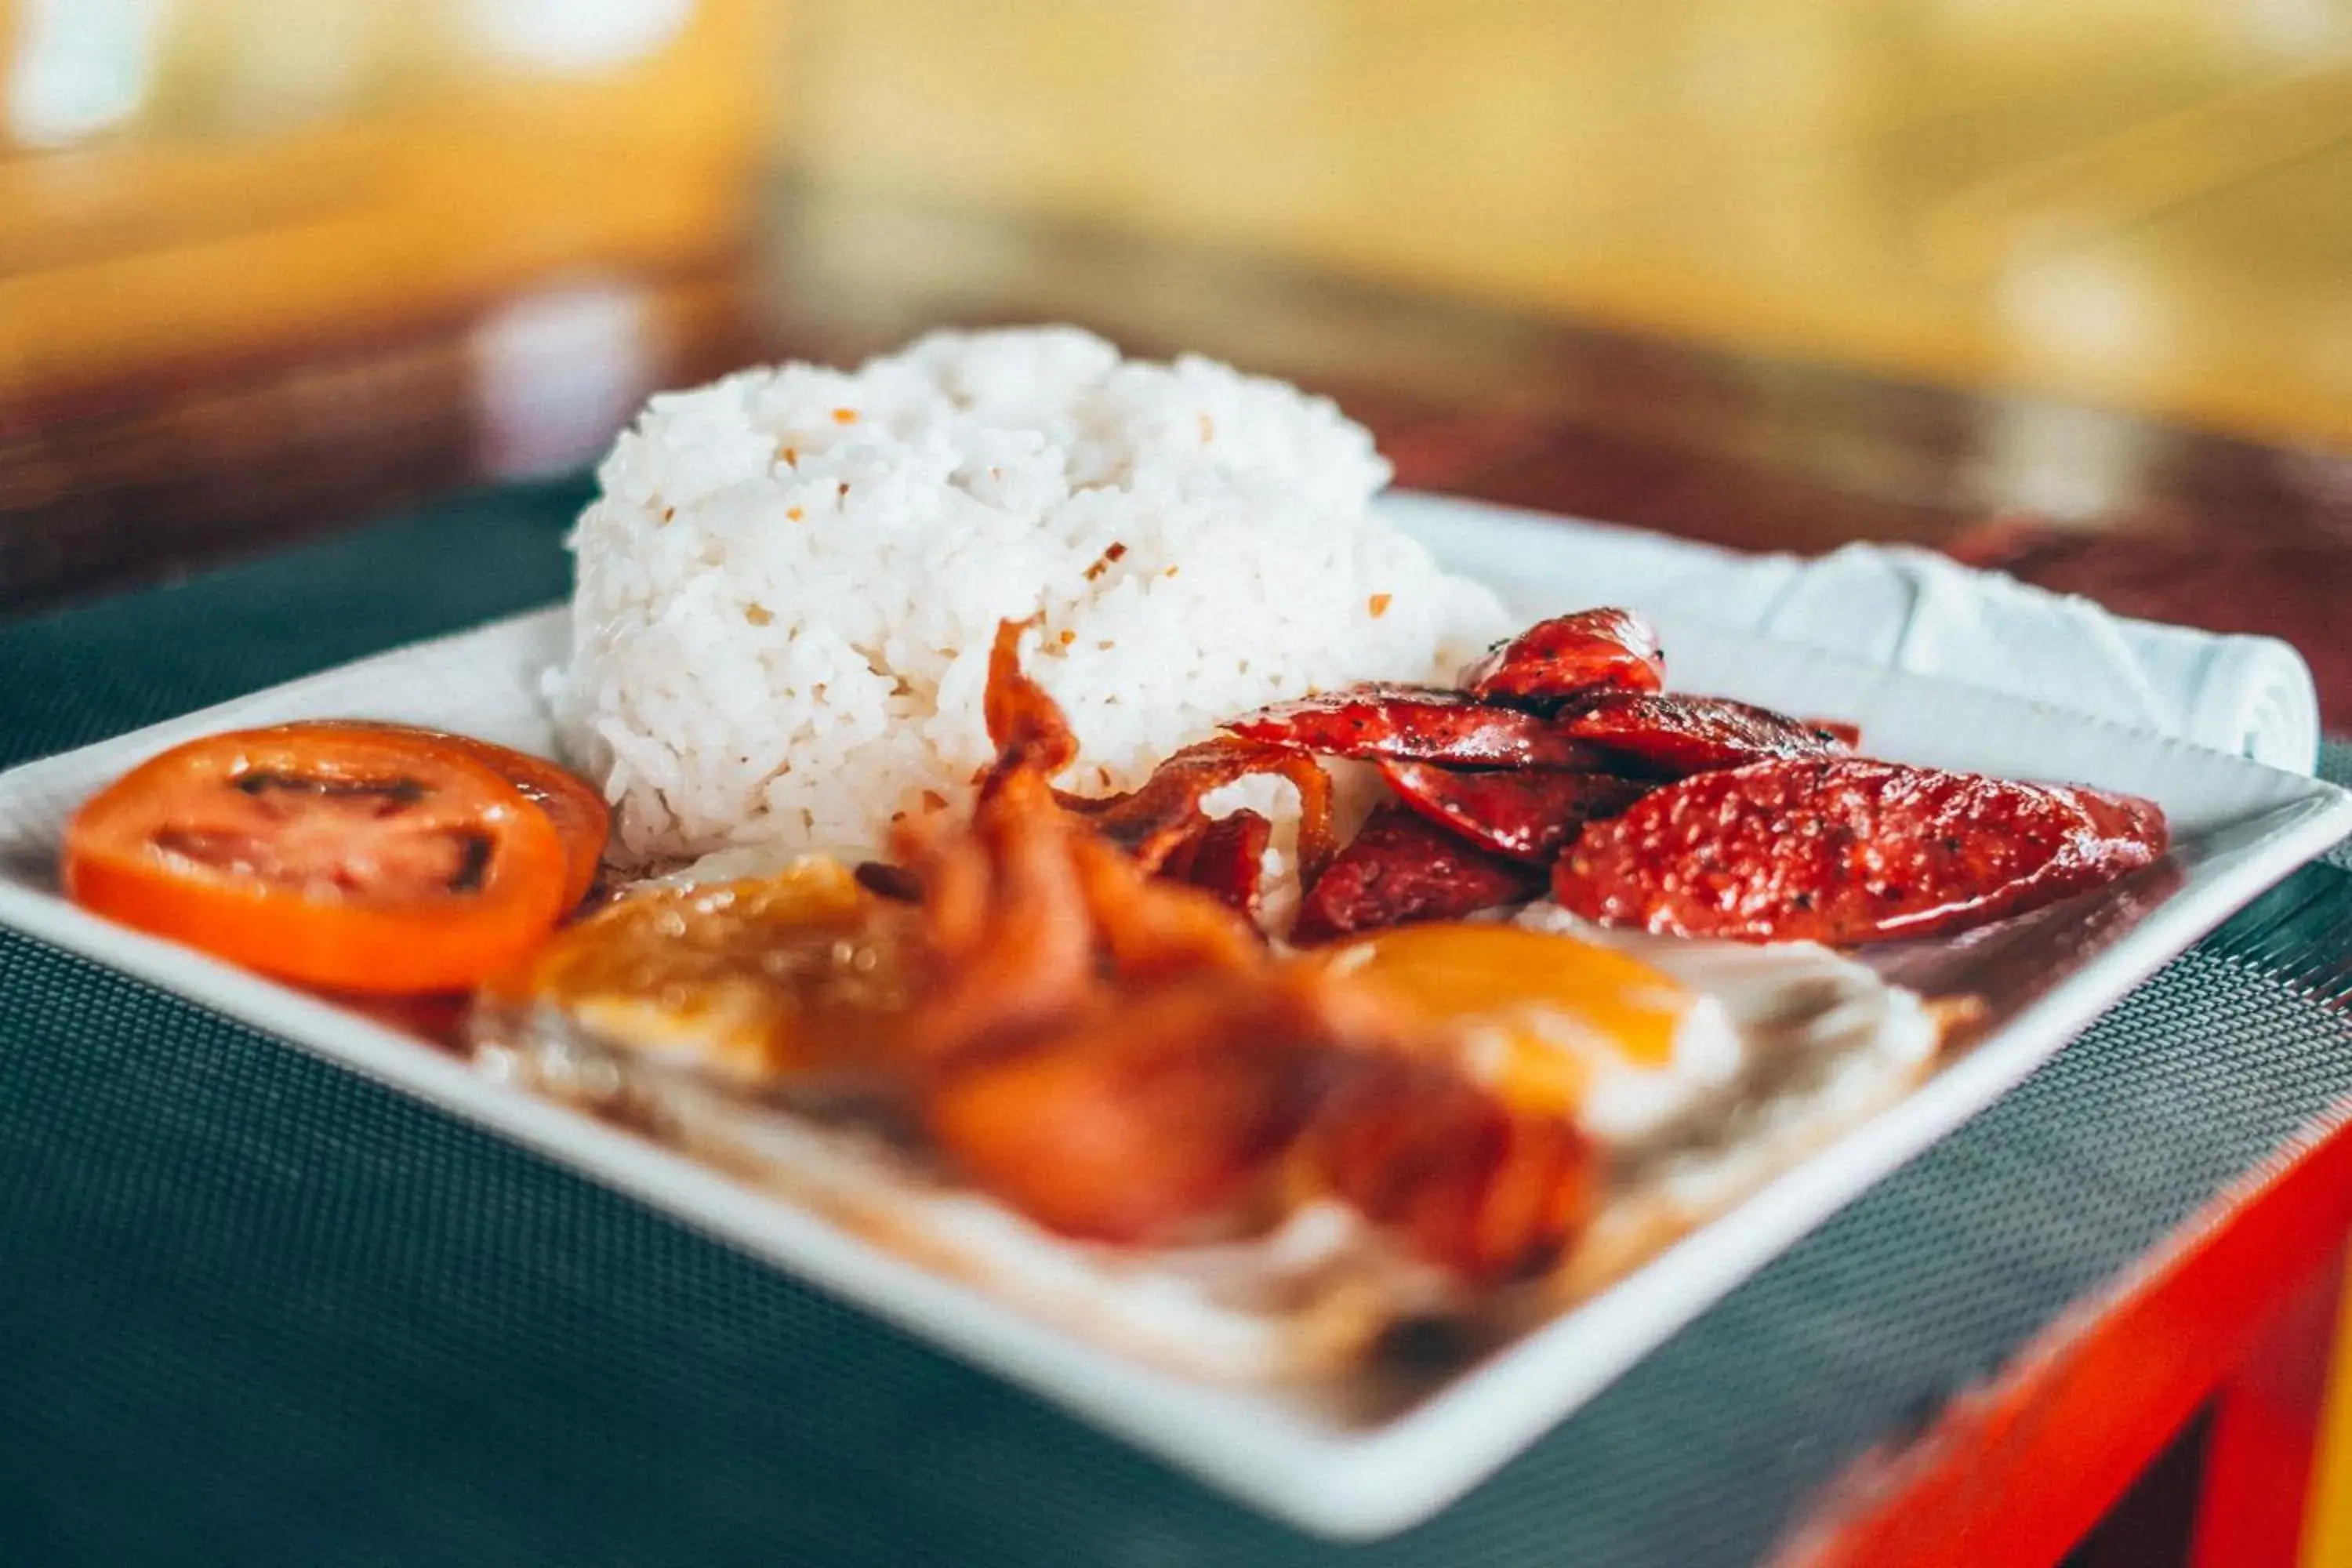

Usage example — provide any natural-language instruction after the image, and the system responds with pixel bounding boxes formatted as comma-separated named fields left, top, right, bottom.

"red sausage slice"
left=1552, top=757, right=2169, bottom=944
left=1459, top=608, right=1665, bottom=706
left=1561, top=691, right=1847, bottom=777
left=1375, top=759, right=1649, bottom=863
left=1228, top=684, right=1605, bottom=770
left=1291, top=804, right=1545, bottom=946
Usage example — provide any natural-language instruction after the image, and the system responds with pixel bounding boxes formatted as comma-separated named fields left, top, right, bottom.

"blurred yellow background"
left=0, top=0, right=760, bottom=397
left=5, top=0, right=2350, bottom=448
left=782, top=0, right=2352, bottom=450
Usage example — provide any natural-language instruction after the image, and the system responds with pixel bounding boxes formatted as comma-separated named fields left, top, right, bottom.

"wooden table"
left=5, top=238, right=2350, bottom=1566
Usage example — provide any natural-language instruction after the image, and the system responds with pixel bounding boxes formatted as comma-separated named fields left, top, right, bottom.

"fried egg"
left=1313, top=909, right=1944, bottom=1171
left=478, top=867, right=1951, bottom=1381
left=477, top=853, right=917, bottom=1089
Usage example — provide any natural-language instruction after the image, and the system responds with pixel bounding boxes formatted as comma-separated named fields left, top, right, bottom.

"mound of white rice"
left=553, top=326, right=1508, bottom=865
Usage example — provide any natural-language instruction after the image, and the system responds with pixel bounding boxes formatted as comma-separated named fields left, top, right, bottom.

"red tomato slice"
left=293, top=722, right=611, bottom=909
left=64, top=728, right=573, bottom=995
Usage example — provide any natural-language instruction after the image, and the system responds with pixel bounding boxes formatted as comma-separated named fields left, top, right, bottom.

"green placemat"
left=4, top=488, right=2350, bottom=1567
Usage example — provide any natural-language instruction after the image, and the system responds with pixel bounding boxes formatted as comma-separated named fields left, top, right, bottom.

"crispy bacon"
left=1057, top=737, right=1334, bottom=883
left=893, top=763, right=1100, bottom=1065
left=1458, top=608, right=1664, bottom=707
left=1227, top=684, right=1605, bottom=770
left=922, top=968, right=1335, bottom=1245
left=980, top=616, right=1079, bottom=781
left=885, top=622, right=1115, bottom=1062
left=889, top=621, right=1594, bottom=1280
left=1307, top=1057, right=1596, bottom=1285
left=1157, top=808, right=1272, bottom=920
left=1067, top=831, right=1267, bottom=984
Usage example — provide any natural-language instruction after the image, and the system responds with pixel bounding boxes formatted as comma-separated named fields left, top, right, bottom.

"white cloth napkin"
left=1395, top=501, right=2321, bottom=775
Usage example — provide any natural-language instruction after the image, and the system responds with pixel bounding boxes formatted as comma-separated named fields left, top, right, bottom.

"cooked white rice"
left=552, top=326, right=1508, bottom=865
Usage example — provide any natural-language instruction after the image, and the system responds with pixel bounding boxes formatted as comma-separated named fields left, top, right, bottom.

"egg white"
left=1509, top=901, right=1943, bottom=1169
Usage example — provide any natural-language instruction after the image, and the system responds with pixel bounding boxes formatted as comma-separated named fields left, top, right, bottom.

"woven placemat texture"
left=3, top=489, right=2350, bottom=1567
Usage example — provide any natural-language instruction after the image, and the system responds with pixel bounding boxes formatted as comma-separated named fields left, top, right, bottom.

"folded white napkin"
left=1390, top=499, right=2321, bottom=775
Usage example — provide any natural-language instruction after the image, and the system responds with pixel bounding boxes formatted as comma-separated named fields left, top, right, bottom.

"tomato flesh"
left=295, top=722, right=611, bottom=909
left=154, top=774, right=486, bottom=900
left=65, top=728, right=573, bottom=995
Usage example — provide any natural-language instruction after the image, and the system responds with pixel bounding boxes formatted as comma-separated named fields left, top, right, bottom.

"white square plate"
left=2, top=495, right=2346, bottom=1538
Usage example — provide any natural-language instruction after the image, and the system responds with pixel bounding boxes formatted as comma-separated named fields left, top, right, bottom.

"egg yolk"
left=1316, top=923, right=1697, bottom=1115
left=497, top=855, right=918, bottom=1083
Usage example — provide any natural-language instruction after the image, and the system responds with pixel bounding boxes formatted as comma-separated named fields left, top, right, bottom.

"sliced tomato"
left=64, top=727, right=573, bottom=995
left=296, top=721, right=610, bottom=909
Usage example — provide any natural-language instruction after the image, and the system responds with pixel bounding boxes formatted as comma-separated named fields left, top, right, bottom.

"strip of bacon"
left=1156, top=809, right=1273, bottom=920
left=1057, top=737, right=1334, bottom=883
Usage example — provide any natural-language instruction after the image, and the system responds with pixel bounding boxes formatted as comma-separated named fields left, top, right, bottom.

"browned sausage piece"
left=1228, top=684, right=1607, bottom=769
left=1376, top=759, right=1649, bottom=863
left=1561, top=691, right=1847, bottom=777
left=1458, top=608, right=1666, bottom=707
left=1552, top=756, right=2169, bottom=944
left=1290, top=804, right=1546, bottom=946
